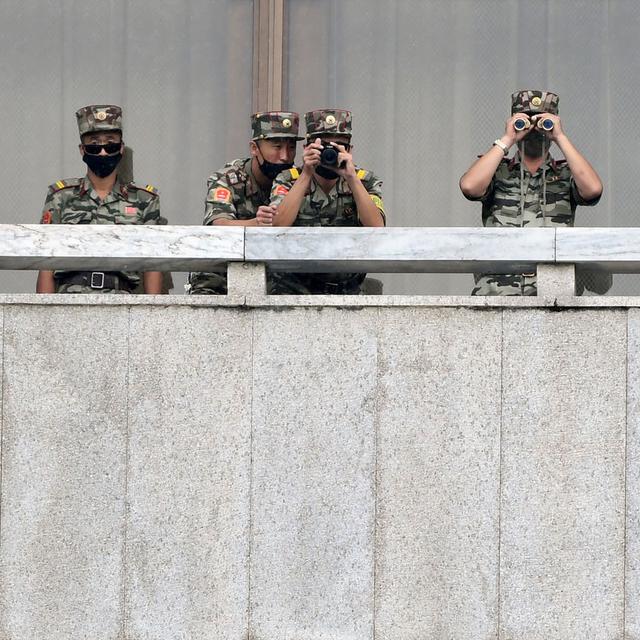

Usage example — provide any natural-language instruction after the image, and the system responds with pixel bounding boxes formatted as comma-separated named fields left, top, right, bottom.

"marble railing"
left=1, top=224, right=637, bottom=295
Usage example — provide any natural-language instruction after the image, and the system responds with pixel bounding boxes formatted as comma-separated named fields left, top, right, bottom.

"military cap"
left=511, top=90, right=559, bottom=115
left=305, top=109, right=352, bottom=139
left=76, top=104, right=123, bottom=137
left=251, top=111, right=303, bottom=141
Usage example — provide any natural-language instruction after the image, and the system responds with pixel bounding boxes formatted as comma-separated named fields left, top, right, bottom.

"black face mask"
left=83, top=152, right=122, bottom=178
left=315, top=164, right=339, bottom=180
left=523, top=131, right=546, bottom=158
left=257, top=157, right=293, bottom=180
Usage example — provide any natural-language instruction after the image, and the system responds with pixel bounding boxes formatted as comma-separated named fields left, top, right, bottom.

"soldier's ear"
left=249, top=140, right=258, bottom=157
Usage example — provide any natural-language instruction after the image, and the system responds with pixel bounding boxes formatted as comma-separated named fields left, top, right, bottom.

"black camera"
left=319, top=142, right=342, bottom=168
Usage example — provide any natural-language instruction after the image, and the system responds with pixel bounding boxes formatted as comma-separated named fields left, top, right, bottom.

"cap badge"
left=96, top=110, right=107, bottom=121
left=282, top=118, right=292, bottom=128
left=325, top=114, right=336, bottom=125
left=531, top=96, right=542, bottom=107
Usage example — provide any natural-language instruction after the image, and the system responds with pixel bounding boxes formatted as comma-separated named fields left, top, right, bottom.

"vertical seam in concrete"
left=497, top=309, right=504, bottom=640
left=623, top=309, right=629, bottom=638
left=247, top=310, right=255, bottom=640
left=122, top=306, right=132, bottom=639
left=372, top=307, right=381, bottom=640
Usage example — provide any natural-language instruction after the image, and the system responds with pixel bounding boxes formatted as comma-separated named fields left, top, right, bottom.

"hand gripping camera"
left=514, top=115, right=554, bottom=132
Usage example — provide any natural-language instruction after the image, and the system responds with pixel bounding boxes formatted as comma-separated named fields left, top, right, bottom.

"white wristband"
left=492, top=139, right=509, bottom=155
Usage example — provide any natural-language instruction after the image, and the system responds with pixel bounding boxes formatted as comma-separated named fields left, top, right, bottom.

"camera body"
left=319, top=142, right=343, bottom=168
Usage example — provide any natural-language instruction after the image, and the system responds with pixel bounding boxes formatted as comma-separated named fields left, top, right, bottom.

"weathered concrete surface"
left=0, top=299, right=634, bottom=640
left=0, top=305, right=128, bottom=640
left=375, top=308, right=501, bottom=640
left=250, top=308, right=378, bottom=640
left=500, top=309, right=626, bottom=640
left=626, top=309, right=640, bottom=639
left=125, top=307, right=252, bottom=639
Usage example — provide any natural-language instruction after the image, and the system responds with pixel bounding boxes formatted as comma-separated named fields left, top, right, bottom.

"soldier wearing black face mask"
left=36, top=104, right=164, bottom=294
left=269, top=109, right=385, bottom=295
left=188, top=111, right=302, bottom=295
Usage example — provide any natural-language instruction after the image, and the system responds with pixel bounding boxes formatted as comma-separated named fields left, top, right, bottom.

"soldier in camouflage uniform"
left=36, top=104, right=163, bottom=294
left=188, top=111, right=302, bottom=294
left=270, top=109, right=385, bottom=294
left=459, top=90, right=603, bottom=295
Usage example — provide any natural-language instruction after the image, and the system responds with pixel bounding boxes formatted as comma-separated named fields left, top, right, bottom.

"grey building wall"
left=0, top=296, right=635, bottom=639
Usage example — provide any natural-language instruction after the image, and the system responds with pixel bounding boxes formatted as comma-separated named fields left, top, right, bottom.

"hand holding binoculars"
left=513, top=115, right=555, bottom=132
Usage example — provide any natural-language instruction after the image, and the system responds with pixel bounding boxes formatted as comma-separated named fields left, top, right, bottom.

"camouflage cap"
left=76, top=105, right=123, bottom=137
left=511, top=90, right=559, bottom=115
left=251, top=111, right=303, bottom=140
left=305, top=109, right=352, bottom=139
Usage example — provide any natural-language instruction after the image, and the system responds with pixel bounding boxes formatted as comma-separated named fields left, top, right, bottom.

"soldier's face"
left=79, top=131, right=123, bottom=156
left=252, top=138, right=296, bottom=164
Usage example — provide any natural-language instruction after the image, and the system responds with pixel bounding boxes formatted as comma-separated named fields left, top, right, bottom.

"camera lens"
left=320, top=145, right=339, bottom=166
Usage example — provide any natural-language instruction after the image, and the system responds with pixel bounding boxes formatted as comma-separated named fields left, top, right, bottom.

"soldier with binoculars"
left=459, top=90, right=603, bottom=296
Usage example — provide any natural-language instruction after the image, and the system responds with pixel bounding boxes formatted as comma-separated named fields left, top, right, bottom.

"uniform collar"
left=508, top=152, right=560, bottom=173
left=83, top=174, right=127, bottom=202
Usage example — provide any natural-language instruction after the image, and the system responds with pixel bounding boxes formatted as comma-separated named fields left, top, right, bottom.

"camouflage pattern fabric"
left=467, top=155, right=601, bottom=295
left=76, top=105, right=123, bottom=136
left=251, top=111, right=302, bottom=140
left=268, top=166, right=385, bottom=294
left=304, top=109, right=352, bottom=139
left=40, top=175, right=161, bottom=293
left=511, top=90, right=559, bottom=115
left=189, top=158, right=272, bottom=295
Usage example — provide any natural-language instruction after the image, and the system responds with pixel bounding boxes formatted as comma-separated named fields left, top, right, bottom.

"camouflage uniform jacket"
left=190, top=158, right=271, bottom=294
left=40, top=175, right=161, bottom=290
left=466, top=154, right=601, bottom=295
left=204, top=158, right=270, bottom=225
left=268, top=166, right=385, bottom=294
left=471, top=154, right=600, bottom=228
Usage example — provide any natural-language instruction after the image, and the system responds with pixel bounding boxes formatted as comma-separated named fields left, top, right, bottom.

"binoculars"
left=319, top=142, right=341, bottom=167
left=514, top=115, right=554, bottom=132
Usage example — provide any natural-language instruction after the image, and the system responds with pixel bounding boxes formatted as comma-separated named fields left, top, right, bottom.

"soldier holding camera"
left=270, top=109, right=385, bottom=294
left=459, top=90, right=603, bottom=296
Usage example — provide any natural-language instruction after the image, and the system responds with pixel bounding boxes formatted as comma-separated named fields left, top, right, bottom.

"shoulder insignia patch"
left=290, top=167, right=300, bottom=180
left=41, top=210, right=53, bottom=224
left=144, top=184, right=158, bottom=194
left=213, top=187, right=232, bottom=203
left=356, top=169, right=367, bottom=180
left=227, top=171, right=239, bottom=186
left=370, top=194, right=385, bottom=212
left=49, top=178, right=80, bottom=192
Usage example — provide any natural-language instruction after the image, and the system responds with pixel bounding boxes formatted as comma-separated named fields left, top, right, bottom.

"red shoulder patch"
left=274, top=184, right=289, bottom=196
left=41, top=210, right=52, bottom=224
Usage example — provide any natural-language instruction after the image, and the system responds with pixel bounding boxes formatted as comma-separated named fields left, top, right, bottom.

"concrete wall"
left=0, top=296, right=635, bottom=640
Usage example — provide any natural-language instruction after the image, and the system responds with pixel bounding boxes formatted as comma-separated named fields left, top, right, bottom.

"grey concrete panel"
left=245, top=227, right=555, bottom=274
left=557, top=227, right=640, bottom=272
left=500, top=309, right=626, bottom=639
left=250, top=308, right=378, bottom=640
left=0, top=224, right=244, bottom=272
left=0, top=305, right=128, bottom=640
left=375, top=308, right=502, bottom=640
left=125, top=307, right=252, bottom=640
left=627, top=308, right=640, bottom=637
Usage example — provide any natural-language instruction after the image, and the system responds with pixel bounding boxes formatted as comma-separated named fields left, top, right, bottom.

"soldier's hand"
left=536, top=112, right=563, bottom=141
left=331, top=142, right=356, bottom=179
left=506, top=113, right=532, bottom=144
left=256, top=205, right=276, bottom=226
left=302, top=138, right=322, bottom=175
